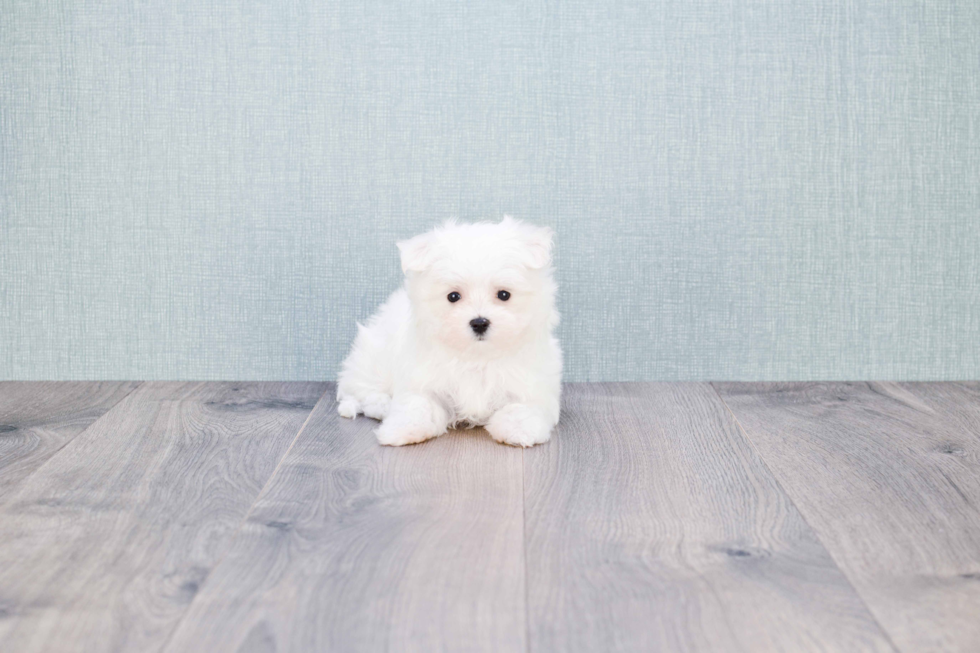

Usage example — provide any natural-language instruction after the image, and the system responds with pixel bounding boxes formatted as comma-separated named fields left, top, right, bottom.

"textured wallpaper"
left=1, top=0, right=978, bottom=381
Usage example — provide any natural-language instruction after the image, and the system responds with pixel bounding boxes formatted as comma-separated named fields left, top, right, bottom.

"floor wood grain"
left=523, top=383, right=895, bottom=653
left=0, top=382, right=140, bottom=503
left=1, top=381, right=977, bottom=652
left=0, top=381, right=327, bottom=653
left=163, top=393, right=527, bottom=653
left=715, top=382, right=980, bottom=653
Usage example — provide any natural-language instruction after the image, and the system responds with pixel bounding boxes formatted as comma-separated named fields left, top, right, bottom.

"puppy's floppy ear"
left=505, top=215, right=554, bottom=269
left=397, top=232, right=436, bottom=273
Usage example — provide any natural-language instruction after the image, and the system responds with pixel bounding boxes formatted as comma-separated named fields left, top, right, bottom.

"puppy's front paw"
left=486, top=404, right=553, bottom=448
left=337, top=397, right=359, bottom=419
left=361, top=393, right=391, bottom=420
left=374, top=421, right=439, bottom=446
left=374, top=394, right=449, bottom=446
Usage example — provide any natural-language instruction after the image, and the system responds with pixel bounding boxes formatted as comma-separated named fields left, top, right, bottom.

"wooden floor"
left=0, top=382, right=978, bottom=652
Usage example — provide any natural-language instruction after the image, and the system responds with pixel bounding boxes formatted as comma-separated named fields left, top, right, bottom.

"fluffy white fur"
left=337, top=216, right=562, bottom=447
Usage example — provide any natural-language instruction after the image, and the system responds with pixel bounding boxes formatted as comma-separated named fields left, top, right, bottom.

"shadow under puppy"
left=337, top=216, right=562, bottom=447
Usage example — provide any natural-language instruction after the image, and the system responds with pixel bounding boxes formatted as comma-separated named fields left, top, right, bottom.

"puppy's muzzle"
left=469, top=317, right=490, bottom=336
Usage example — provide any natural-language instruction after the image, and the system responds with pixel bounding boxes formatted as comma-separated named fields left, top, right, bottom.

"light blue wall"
left=2, top=1, right=978, bottom=381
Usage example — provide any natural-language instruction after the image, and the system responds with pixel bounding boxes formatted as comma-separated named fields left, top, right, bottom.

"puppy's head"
left=398, top=216, right=558, bottom=356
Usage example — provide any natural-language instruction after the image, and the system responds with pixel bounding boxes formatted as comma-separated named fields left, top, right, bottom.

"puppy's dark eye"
left=447, top=292, right=461, bottom=303
left=497, top=290, right=511, bottom=301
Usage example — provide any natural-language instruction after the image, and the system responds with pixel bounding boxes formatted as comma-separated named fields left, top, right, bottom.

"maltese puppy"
left=337, top=216, right=562, bottom=447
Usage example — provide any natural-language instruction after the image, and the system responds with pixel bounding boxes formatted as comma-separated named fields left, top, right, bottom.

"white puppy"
left=337, top=216, right=562, bottom=447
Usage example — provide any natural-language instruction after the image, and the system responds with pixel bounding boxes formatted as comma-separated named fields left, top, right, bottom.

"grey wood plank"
left=163, top=395, right=526, bottom=653
left=524, top=383, right=895, bottom=653
left=715, top=382, right=980, bottom=653
left=0, top=382, right=141, bottom=502
left=0, top=381, right=328, bottom=653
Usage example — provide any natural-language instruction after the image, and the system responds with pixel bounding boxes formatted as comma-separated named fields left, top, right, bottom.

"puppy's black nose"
left=469, top=317, right=490, bottom=335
